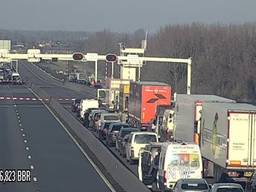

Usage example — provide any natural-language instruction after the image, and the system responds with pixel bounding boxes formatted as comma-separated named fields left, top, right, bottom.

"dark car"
left=72, top=99, right=81, bottom=112
left=106, top=123, right=130, bottom=146
left=173, top=179, right=210, bottom=192
left=210, top=183, right=244, bottom=192
left=98, top=122, right=112, bottom=140
left=118, top=128, right=140, bottom=157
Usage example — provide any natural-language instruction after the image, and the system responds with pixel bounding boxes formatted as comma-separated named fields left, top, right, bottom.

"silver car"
left=173, top=179, right=210, bottom=192
left=210, top=183, right=244, bottom=192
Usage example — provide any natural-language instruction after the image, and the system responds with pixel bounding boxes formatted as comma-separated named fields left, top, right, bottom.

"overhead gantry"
left=0, top=48, right=192, bottom=94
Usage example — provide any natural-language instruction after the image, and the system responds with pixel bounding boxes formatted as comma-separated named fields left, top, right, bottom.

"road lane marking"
left=33, top=177, right=38, bottom=182
left=20, top=128, right=24, bottom=131
left=28, top=155, right=32, bottom=159
left=30, top=165, right=34, bottom=170
left=28, top=88, right=116, bottom=192
left=24, top=140, right=27, bottom=143
left=22, top=133, right=26, bottom=137
left=26, top=147, right=30, bottom=151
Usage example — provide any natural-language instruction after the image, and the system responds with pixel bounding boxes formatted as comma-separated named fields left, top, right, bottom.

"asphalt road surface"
left=0, top=63, right=112, bottom=191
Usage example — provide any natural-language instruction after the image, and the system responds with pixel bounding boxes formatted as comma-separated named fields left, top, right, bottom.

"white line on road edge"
left=28, top=88, right=116, bottom=192
left=33, top=177, right=38, bottom=182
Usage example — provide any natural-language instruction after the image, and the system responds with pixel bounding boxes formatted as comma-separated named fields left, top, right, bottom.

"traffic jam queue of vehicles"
left=72, top=80, right=256, bottom=191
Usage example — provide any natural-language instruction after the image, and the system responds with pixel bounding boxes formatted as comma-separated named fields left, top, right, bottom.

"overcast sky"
left=0, top=0, right=255, bottom=32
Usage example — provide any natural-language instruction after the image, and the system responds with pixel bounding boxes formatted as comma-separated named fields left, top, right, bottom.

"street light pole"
left=111, top=61, right=114, bottom=79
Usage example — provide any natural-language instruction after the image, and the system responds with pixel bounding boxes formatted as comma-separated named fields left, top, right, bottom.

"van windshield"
left=134, top=134, right=157, bottom=144
left=169, top=153, right=200, bottom=168
left=104, top=115, right=119, bottom=121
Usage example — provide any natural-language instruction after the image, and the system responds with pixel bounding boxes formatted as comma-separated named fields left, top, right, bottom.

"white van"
left=126, top=132, right=158, bottom=164
left=79, top=99, right=99, bottom=119
left=157, top=143, right=203, bottom=190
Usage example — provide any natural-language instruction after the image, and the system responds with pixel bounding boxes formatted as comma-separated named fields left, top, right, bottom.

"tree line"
left=0, top=23, right=255, bottom=103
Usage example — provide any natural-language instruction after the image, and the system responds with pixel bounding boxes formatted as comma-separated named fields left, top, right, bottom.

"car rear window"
left=181, top=183, right=208, bottom=190
left=216, top=188, right=243, bottom=192
left=112, top=124, right=129, bottom=132
left=104, top=122, right=112, bottom=129
left=134, top=134, right=157, bottom=144
left=104, top=115, right=119, bottom=121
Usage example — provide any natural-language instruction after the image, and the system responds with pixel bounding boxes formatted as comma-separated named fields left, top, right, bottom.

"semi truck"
left=128, top=81, right=172, bottom=130
left=171, top=94, right=235, bottom=144
left=97, top=78, right=130, bottom=111
left=200, top=102, right=256, bottom=185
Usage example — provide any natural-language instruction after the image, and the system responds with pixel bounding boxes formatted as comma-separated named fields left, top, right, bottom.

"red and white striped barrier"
left=0, top=96, right=76, bottom=101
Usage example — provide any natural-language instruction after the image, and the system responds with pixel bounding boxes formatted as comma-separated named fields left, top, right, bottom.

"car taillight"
left=164, top=170, right=167, bottom=183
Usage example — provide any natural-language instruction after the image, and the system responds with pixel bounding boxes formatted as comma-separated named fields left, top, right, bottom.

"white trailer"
left=79, top=99, right=99, bottom=119
left=200, top=102, right=256, bottom=183
left=173, top=94, right=235, bottom=144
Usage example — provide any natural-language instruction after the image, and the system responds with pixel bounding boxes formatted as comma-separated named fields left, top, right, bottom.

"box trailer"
left=128, top=81, right=172, bottom=129
left=200, top=102, right=256, bottom=183
left=173, top=94, right=235, bottom=144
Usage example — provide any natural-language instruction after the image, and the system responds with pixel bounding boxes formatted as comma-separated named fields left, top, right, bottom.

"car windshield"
left=216, top=188, right=243, bottom=192
left=104, top=115, right=119, bottom=121
left=111, top=124, right=129, bottom=132
left=181, top=182, right=208, bottom=190
left=169, top=153, right=200, bottom=168
left=134, top=134, right=157, bottom=144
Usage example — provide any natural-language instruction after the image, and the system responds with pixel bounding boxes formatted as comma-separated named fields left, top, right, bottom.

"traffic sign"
left=106, top=54, right=117, bottom=62
left=72, top=52, right=84, bottom=61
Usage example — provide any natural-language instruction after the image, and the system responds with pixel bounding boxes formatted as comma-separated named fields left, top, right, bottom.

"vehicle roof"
left=133, top=81, right=170, bottom=86
left=176, top=94, right=235, bottom=103
left=12, top=72, right=20, bottom=76
left=203, top=102, right=256, bottom=111
left=179, top=178, right=207, bottom=183
left=120, top=127, right=139, bottom=131
left=101, top=113, right=119, bottom=117
left=212, top=183, right=243, bottom=188
left=131, top=131, right=157, bottom=136
left=110, top=122, right=128, bottom=126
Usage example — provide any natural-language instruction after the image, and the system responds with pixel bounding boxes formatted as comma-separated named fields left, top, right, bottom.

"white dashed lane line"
left=28, top=155, right=32, bottom=159
left=33, top=177, right=38, bottom=182
left=26, top=146, right=30, bottom=151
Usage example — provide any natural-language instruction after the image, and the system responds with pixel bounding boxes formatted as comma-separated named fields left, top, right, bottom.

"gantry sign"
left=0, top=49, right=192, bottom=94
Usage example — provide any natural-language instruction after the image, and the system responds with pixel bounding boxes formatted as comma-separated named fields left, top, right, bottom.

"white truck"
left=79, top=99, right=99, bottom=119
left=200, top=102, right=256, bottom=184
left=172, top=94, right=235, bottom=144
left=97, top=78, right=130, bottom=110
left=11, top=72, right=23, bottom=84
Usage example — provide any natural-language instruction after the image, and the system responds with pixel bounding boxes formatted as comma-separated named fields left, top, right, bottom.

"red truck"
left=128, top=81, right=172, bottom=130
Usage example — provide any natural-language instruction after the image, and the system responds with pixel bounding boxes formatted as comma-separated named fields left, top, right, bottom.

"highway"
left=0, top=63, right=112, bottom=191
